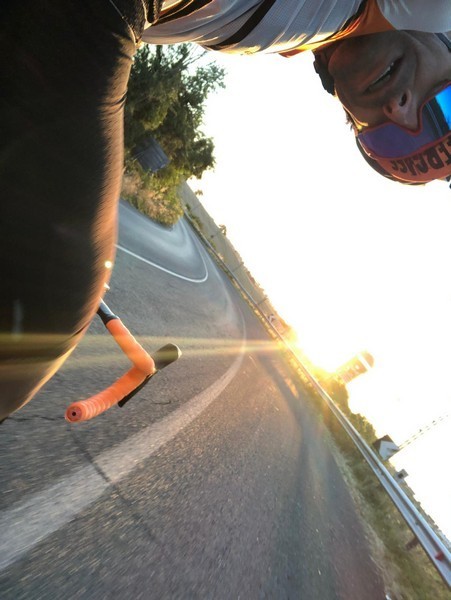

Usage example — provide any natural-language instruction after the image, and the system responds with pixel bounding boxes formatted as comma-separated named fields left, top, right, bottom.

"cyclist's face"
left=326, top=32, right=451, bottom=131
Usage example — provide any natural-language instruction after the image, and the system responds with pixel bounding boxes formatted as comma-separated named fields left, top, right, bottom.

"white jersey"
left=142, top=0, right=451, bottom=55
left=377, top=0, right=451, bottom=32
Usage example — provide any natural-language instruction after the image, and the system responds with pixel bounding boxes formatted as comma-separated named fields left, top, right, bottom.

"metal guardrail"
left=293, top=359, right=451, bottom=589
left=184, top=212, right=451, bottom=588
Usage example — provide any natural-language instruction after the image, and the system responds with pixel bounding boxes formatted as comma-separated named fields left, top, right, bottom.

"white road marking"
left=116, top=244, right=209, bottom=283
left=0, top=345, right=244, bottom=571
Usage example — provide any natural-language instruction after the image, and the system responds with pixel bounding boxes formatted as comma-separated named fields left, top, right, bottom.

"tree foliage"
left=125, top=44, right=225, bottom=180
left=122, top=44, right=225, bottom=225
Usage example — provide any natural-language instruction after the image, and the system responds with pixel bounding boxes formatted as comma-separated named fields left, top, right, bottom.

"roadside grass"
left=294, top=375, right=450, bottom=600
left=121, top=166, right=183, bottom=227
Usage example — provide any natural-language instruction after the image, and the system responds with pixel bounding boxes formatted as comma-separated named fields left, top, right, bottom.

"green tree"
left=124, top=43, right=225, bottom=189
left=123, top=44, right=225, bottom=225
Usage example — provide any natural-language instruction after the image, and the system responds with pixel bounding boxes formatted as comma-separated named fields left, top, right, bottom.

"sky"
left=191, top=50, right=451, bottom=541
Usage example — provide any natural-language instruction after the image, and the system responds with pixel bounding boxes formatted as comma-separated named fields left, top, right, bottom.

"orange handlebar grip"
left=106, top=319, right=155, bottom=374
left=65, top=367, right=147, bottom=422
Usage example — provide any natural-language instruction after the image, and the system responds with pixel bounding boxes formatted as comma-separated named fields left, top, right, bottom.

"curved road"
left=0, top=202, right=386, bottom=599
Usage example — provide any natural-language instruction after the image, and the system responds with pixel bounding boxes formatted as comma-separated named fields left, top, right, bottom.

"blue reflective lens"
left=436, top=84, right=451, bottom=128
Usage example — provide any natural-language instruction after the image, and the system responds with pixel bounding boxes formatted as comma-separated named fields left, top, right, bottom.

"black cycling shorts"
left=0, top=0, right=152, bottom=420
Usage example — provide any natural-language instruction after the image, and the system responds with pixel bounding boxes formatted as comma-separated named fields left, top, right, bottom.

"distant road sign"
left=373, top=435, right=400, bottom=460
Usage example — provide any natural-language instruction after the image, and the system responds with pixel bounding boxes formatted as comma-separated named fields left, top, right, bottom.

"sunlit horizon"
left=193, top=50, right=451, bottom=539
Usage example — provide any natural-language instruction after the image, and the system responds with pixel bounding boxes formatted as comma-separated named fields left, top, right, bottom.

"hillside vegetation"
left=122, top=44, right=225, bottom=225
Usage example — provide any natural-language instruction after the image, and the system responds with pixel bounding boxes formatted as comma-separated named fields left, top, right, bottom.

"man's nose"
left=382, top=90, right=419, bottom=130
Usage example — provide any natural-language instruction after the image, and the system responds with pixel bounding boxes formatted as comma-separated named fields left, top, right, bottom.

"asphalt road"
left=0, top=202, right=387, bottom=599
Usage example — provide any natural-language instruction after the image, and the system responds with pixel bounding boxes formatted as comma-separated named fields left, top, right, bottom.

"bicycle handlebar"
left=65, top=367, right=149, bottom=422
left=65, top=301, right=156, bottom=423
left=104, top=318, right=155, bottom=374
